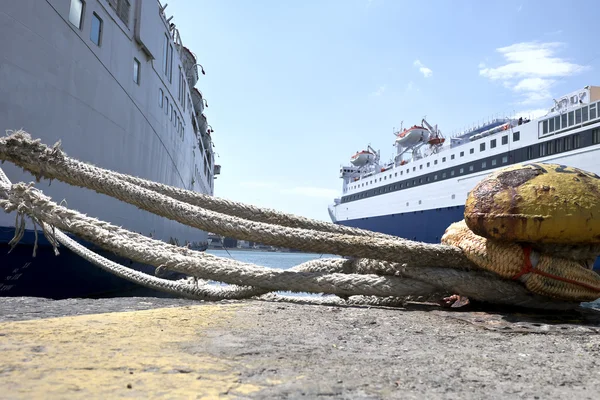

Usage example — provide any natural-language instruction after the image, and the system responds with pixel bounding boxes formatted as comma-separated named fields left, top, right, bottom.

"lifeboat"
left=395, top=125, right=430, bottom=147
left=180, top=46, right=199, bottom=88
left=350, top=150, right=375, bottom=167
left=428, top=136, right=445, bottom=146
left=191, top=88, right=205, bottom=116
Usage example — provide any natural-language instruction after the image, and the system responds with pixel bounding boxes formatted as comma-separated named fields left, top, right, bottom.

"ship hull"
left=0, top=1, right=214, bottom=297
left=0, top=228, right=193, bottom=299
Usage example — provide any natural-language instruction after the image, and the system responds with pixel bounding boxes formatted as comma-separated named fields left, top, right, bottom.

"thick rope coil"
left=0, top=131, right=470, bottom=269
left=442, top=220, right=600, bottom=302
left=0, top=181, right=577, bottom=309
left=0, top=130, right=596, bottom=308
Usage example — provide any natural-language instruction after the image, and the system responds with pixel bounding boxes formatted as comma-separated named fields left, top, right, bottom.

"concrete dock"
left=1, top=297, right=600, bottom=399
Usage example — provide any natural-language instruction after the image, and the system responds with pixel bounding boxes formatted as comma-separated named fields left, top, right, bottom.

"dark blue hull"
left=337, top=205, right=600, bottom=270
left=0, top=227, right=181, bottom=299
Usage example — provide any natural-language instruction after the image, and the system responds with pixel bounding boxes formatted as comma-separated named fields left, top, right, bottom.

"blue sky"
left=167, top=0, right=598, bottom=221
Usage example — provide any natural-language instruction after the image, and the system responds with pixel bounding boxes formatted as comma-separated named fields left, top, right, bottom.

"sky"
left=166, top=0, right=599, bottom=221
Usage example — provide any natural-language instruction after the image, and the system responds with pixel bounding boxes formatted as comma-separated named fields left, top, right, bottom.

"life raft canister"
left=464, top=163, right=600, bottom=244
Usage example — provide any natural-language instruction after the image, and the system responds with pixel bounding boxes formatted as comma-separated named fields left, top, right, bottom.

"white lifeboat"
left=395, top=125, right=430, bottom=147
left=350, top=150, right=375, bottom=167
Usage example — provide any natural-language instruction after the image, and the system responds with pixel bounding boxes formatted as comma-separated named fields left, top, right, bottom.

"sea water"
left=205, top=250, right=341, bottom=298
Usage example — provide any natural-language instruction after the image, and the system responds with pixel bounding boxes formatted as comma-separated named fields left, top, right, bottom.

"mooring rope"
left=0, top=130, right=597, bottom=309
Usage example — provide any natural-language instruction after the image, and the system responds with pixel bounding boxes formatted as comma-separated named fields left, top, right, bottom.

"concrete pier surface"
left=1, top=297, right=600, bottom=399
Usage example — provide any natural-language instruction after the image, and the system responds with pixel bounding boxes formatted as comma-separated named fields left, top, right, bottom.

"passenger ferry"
left=0, top=0, right=220, bottom=297
left=328, top=86, right=600, bottom=269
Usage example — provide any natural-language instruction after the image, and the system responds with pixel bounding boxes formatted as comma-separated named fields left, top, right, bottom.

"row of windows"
left=68, top=0, right=140, bottom=85
left=540, top=102, right=600, bottom=137
left=342, top=127, right=597, bottom=203
left=346, top=131, right=520, bottom=191
left=159, top=88, right=185, bottom=140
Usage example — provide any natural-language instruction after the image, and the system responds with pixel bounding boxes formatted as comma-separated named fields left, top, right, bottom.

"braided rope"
left=0, top=131, right=469, bottom=269
left=0, top=130, right=595, bottom=308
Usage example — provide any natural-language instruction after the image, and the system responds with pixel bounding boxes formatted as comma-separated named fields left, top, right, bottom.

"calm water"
left=204, top=250, right=341, bottom=297
left=205, top=250, right=340, bottom=270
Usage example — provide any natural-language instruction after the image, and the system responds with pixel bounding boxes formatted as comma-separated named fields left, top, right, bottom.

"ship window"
left=442, top=172, right=446, bottom=178
left=165, top=97, right=169, bottom=114
left=413, top=167, right=416, bottom=171
left=395, top=172, right=397, bottom=177
left=420, top=165, right=423, bottom=170
left=481, top=161, right=486, bottom=168
left=470, top=148, right=474, bottom=154
left=527, top=147, right=533, bottom=159
left=90, top=13, right=102, bottom=45
left=539, top=143, right=546, bottom=156
left=108, top=0, right=131, bottom=27
left=133, top=58, right=140, bottom=84
left=554, top=116, right=561, bottom=130
left=568, top=111, right=574, bottom=126
left=502, top=156, right=508, bottom=163
left=490, top=139, right=496, bottom=148
left=549, top=118, right=554, bottom=132
left=561, top=113, right=568, bottom=128
left=564, top=136, right=572, bottom=151
left=400, top=183, right=403, bottom=188
left=434, top=160, right=438, bottom=165
left=434, top=174, right=438, bottom=180
left=69, top=0, right=85, bottom=30
left=442, top=157, right=446, bottom=162
left=513, top=131, right=520, bottom=141
left=413, top=180, right=416, bottom=185
left=451, top=154, right=455, bottom=160
left=593, top=129, right=600, bottom=144
left=419, top=178, right=423, bottom=183
left=574, top=134, right=580, bottom=148
left=163, top=34, right=169, bottom=76
left=469, top=165, right=474, bottom=172
left=427, top=162, right=430, bottom=167
left=480, top=143, right=485, bottom=151
left=460, top=151, right=464, bottom=157
left=491, top=159, right=497, bottom=166
left=459, top=168, right=464, bottom=174
left=575, top=109, right=582, bottom=124
left=450, top=170, right=455, bottom=176
left=384, top=176, right=386, bottom=180
left=543, top=120, right=548, bottom=134
left=502, top=135, right=508, bottom=145
left=159, top=89, right=164, bottom=107
left=555, top=138, right=562, bottom=152
left=426, top=177, right=430, bottom=182
left=169, top=104, right=173, bottom=120
left=582, top=106, right=589, bottom=122
left=591, top=104, right=597, bottom=120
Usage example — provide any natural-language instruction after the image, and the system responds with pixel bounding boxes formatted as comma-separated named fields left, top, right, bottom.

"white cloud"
left=478, top=62, right=486, bottom=69
left=281, top=187, right=339, bottom=199
left=370, top=85, right=386, bottom=97
left=479, top=41, right=589, bottom=104
left=413, top=60, right=433, bottom=78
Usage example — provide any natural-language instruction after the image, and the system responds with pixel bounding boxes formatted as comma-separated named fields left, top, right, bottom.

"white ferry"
left=329, top=86, right=600, bottom=269
left=0, top=0, right=219, bottom=297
